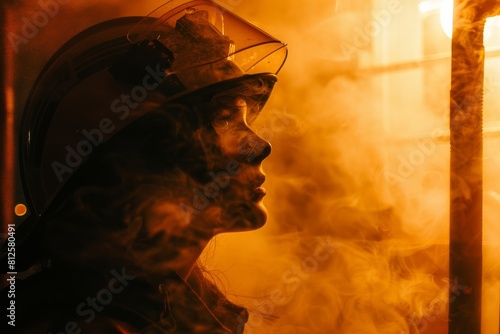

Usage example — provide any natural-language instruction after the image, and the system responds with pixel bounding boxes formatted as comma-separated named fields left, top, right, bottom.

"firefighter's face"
left=183, top=96, right=271, bottom=233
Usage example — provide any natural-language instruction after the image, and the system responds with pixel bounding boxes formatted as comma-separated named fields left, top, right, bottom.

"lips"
left=251, top=175, right=266, bottom=201
left=251, top=187, right=266, bottom=201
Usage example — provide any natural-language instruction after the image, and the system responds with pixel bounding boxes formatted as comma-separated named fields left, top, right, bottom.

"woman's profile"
left=7, top=0, right=287, bottom=332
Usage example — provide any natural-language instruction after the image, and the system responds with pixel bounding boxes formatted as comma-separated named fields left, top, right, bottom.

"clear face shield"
left=19, top=0, right=287, bottom=222
left=121, top=0, right=288, bottom=93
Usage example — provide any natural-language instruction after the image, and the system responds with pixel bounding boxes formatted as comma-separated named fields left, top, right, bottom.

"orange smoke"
left=204, top=1, right=499, bottom=334
left=8, top=0, right=500, bottom=333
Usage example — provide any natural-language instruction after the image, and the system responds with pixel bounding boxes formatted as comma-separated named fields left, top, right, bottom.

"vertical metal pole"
left=449, top=1, right=485, bottom=333
left=0, top=1, right=15, bottom=235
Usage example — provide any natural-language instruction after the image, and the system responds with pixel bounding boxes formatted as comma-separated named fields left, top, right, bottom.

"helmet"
left=19, top=0, right=287, bottom=225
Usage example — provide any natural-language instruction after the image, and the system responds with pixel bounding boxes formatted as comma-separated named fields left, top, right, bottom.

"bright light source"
left=439, top=0, right=453, bottom=39
left=418, top=1, right=440, bottom=14
left=14, top=204, right=27, bottom=217
left=484, top=16, right=500, bottom=44
left=440, top=0, right=500, bottom=43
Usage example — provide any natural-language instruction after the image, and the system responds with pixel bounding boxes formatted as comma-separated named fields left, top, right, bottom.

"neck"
left=143, top=201, right=216, bottom=281
left=174, top=238, right=211, bottom=281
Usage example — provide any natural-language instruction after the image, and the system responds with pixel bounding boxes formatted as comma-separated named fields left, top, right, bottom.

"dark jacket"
left=11, top=267, right=248, bottom=333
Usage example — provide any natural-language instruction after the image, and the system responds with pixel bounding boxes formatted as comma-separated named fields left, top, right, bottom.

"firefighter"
left=11, top=0, right=287, bottom=332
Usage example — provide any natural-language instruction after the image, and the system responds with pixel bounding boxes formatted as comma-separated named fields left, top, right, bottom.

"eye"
left=211, top=107, right=238, bottom=128
left=245, top=104, right=261, bottom=125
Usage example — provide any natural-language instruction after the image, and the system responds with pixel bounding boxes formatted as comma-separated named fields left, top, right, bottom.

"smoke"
left=206, top=71, right=449, bottom=332
left=9, top=0, right=500, bottom=333
left=202, top=1, right=492, bottom=334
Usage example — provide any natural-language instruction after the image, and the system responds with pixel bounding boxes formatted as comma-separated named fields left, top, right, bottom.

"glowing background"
left=6, top=0, right=500, bottom=333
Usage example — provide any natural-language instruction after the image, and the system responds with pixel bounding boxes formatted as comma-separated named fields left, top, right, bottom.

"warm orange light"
left=440, top=0, right=453, bottom=39
left=439, top=0, right=500, bottom=42
left=14, top=204, right=27, bottom=217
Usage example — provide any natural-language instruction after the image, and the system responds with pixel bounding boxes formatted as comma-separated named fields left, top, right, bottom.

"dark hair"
left=42, top=78, right=272, bottom=273
left=43, top=104, right=204, bottom=277
left=19, top=80, right=272, bottom=331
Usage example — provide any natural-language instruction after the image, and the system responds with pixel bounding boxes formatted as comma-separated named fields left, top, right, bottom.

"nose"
left=238, top=132, right=271, bottom=165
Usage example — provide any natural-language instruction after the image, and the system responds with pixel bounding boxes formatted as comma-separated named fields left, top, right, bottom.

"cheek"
left=216, top=127, right=249, bottom=159
left=142, top=201, right=193, bottom=240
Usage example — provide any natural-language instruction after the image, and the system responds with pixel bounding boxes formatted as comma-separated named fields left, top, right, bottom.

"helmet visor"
left=125, top=0, right=287, bottom=95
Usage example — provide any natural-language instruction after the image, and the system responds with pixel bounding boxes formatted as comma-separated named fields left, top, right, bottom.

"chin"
left=217, top=200, right=268, bottom=233
left=252, top=201, right=268, bottom=228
